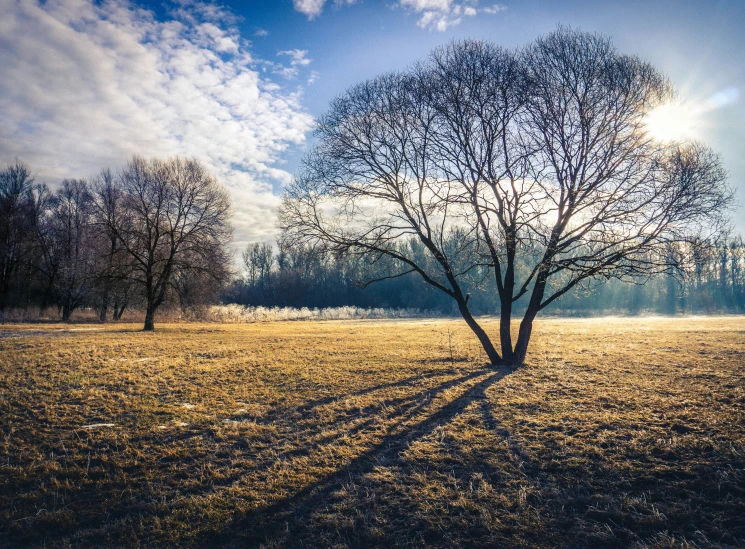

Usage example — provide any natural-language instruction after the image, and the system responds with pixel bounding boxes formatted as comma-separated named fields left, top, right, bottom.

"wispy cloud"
left=279, top=49, right=313, bottom=67
left=706, top=86, right=740, bottom=110
left=399, top=0, right=506, bottom=31
left=0, top=0, right=315, bottom=248
left=292, top=0, right=327, bottom=20
left=292, top=0, right=358, bottom=20
left=482, top=3, right=508, bottom=15
left=274, top=49, right=313, bottom=79
left=292, top=0, right=505, bottom=31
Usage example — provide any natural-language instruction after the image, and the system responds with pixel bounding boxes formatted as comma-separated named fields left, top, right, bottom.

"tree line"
left=2, top=150, right=740, bottom=331
left=0, top=157, right=232, bottom=330
left=232, top=232, right=745, bottom=315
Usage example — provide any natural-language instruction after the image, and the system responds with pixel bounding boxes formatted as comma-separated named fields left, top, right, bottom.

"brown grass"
left=1, top=317, right=744, bottom=548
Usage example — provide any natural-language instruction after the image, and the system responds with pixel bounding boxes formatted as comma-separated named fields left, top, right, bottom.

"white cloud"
left=482, top=3, right=508, bottom=14
left=398, top=0, right=506, bottom=31
left=400, top=0, right=452, bottom=10
left=172, top=0, right=240, bottom=25
left=292, top=0, right=358, bottom=20
left=706, top=86, right=740, bottom=110
left=0, top=0, right=314, bottom=251
left=272, top=49, right=313, bottom=79
left=279, top=49, right=313, bottom=67
left=293, top=0, right=326, bottom=20
left=291, top=0, right=502, bottom=30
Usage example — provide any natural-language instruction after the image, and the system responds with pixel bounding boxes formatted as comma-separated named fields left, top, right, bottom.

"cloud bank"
left=0, top=0, right=315, bottom=249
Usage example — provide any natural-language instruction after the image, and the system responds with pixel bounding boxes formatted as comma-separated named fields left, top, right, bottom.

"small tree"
left=281, top=29, right=732, bottom=365
left=110, top=156, right=232, bottom=331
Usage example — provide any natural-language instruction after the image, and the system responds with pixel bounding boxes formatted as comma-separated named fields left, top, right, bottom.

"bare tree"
left=111, top=156, right=232, bottom=331
left=0, top=160, right=37, bottom=313
left=172, top=254, right=231, bottom=315
left=91, top=169, right=136, bottom=321
left=281, top=30, right=732, bottom=365
left=37, top=179, right=97, bottom=321
left=243, top=243, right=274, bottom=285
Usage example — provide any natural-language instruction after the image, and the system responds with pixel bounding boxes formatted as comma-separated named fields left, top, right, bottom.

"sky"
left=1, top=0, right=743, bottom=253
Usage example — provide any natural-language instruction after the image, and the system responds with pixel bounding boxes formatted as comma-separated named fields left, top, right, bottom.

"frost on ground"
left=206, top=304, right=434, bottom=323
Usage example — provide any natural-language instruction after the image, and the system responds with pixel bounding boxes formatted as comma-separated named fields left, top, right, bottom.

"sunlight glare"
left=645, top=102, right=698, bottom=142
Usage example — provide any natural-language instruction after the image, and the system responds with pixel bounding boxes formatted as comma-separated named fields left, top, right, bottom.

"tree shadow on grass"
left=157, top=368, right=493, bottom=504
left=207, top=367, right=514, bottom=547
left=193, top=363, right=745, bottom=549
left=260, top=368, right=463, bottom=423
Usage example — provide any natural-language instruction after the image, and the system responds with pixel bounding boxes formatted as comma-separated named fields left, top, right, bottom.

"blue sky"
left=1, top=0, right=743, bottom=248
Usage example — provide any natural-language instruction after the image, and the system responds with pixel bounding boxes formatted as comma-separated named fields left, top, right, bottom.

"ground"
left=1, top=317, right=744, bottom=548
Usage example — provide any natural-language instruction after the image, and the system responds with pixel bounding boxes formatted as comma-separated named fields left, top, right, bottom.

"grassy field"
left=1, top=317, right=744, bottom=548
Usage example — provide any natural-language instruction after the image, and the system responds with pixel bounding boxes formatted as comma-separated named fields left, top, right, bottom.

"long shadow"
left=157, top=369, right=491, bottom=504
left=8, top=366, right=500, bottom=547
left=259, top=368, right=460, bottom=424
left=165, top=368, right=478, bottom=445
left=250, top=369, right=487, bottom=466
left=80, top=366, right=491, bottom=539
left=209, top=367, right=513, bottom=547
left=475, top=385, right=543, bottom=480
left=206, top=365, right=744, bottom=549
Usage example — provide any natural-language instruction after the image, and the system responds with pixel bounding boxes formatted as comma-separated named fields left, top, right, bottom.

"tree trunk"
left=456, top=300, right=501, bottom=365
left=500, top=243, right=517, bottom=364
left=512, top=314, right=535, bottom=365
left=499, top=299, right=514, bottom=364
left=99, top=300, right=108, bottom=322
left=61, top=303, right=73, bottom=322
left=143, top=304, right=155, bottom=331
left=113, top=302, right=126, bottom=321
left=512, top=268, right=549, bottom=365
left=665, top=274, right=677, bottom=315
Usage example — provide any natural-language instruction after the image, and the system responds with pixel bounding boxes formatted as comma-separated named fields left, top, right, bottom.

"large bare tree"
left=110, top=156, right=232, bottom=331
left=281, top=29, right=732, bottom=365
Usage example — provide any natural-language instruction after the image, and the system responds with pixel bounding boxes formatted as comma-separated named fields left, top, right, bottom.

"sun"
left=645, top=102, right=698, bottom=142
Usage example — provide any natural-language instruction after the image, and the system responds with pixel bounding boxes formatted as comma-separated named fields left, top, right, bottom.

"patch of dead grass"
left=0, top=317, right=743, bottom=547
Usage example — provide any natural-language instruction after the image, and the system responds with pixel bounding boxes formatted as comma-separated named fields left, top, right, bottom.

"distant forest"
left=230, top=233, right=745, bottom=316
left=2, top=159, right=743, bottom=320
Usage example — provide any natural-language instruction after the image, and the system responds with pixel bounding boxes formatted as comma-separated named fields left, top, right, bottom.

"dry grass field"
left=1, top=317, right=744, bottom=548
